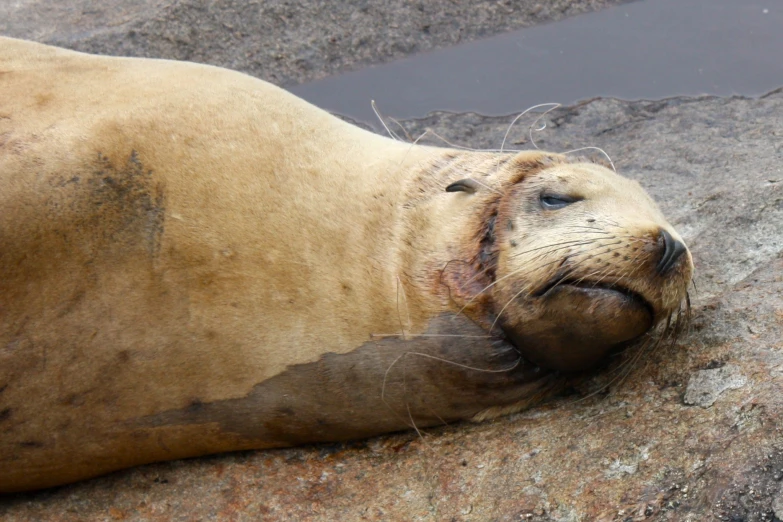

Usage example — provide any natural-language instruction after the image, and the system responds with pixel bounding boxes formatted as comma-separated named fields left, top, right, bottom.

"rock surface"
left=683, top=365, right=748, bottom=408
left=2, top=2, right=783, bottom=521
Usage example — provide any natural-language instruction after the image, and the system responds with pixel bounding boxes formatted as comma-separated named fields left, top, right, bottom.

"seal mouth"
left=533, top=278, right=655, bottom=319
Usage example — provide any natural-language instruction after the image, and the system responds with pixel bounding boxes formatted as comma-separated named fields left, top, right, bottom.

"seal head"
left=486, top=157, right=693, bottom=371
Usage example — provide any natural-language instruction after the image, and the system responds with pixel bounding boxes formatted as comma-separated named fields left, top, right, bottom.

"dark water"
left=289, top=0, right=783, bottom=125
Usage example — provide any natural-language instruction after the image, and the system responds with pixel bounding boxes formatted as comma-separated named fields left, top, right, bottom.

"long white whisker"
left=529, top=104, right=562, bottom=150
left=500, top=103, right=561, bottom=154
left=562, top=146, right=617, bottom=173
left=371, top=100, right=402, bottom=141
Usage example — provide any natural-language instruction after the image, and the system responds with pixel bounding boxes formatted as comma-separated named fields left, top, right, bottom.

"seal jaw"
left=502, top=283, right=654, bottom=372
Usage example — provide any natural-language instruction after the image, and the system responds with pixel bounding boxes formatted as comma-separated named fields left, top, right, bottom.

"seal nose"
left=657, top=228, right=687, bottom=275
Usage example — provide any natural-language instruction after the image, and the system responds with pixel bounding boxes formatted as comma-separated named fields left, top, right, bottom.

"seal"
left=0, top=37, right=693, bottom=492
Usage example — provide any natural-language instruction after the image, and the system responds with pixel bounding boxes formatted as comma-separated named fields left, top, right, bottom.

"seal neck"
left=395, top=148, right=571, bottom=331
left=395, top=149, right=510, bottom=330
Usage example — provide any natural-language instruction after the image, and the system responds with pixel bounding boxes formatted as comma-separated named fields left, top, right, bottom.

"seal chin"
left=502, top=283, right=654, bottom=372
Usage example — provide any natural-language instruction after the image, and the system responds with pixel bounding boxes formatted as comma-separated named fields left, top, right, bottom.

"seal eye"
left=540, top=194, right=580, bottom=210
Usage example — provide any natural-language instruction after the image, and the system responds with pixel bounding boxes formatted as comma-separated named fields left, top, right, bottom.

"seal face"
left=0, top=37, right=693, bottom=492
left=490, top=160, right=692, bottom=371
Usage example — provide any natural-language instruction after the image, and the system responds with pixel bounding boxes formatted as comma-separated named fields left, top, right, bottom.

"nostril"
left=656, top=228, right=687, bottom=275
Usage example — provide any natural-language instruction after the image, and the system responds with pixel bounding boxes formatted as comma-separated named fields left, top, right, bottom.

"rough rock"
left=773, top=490, right=783, bottom=520
left=2, top=2, right=783, bottom=521
left=683, top=365, right=748, bottom=408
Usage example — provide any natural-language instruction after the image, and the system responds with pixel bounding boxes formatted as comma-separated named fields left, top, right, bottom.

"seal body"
left=0, top=37, right=693, bottom=492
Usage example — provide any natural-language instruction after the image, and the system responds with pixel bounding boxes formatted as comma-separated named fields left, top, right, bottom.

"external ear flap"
left=445, top=179, right=479, bottom=194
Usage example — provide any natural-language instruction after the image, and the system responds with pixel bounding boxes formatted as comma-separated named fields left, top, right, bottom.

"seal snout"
left=656, top=228, right=688, bottom=275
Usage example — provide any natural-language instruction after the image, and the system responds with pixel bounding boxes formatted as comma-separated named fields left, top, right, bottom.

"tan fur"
left=0, top=37, right=692, bottom=492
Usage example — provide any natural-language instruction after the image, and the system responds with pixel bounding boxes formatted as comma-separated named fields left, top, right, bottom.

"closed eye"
left=540, top=194, right=581, bottom=210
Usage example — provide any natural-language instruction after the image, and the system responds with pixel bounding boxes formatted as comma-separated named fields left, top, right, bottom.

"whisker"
left=396, top=276, right=411, bottom=340
left=500, top=103, right=561, bottom=154
left=528, top=104, right=562, bottom=151
left=371, top=100, right=402, bottom=141
left=611, top=334, right=661, bottom=388
left=509, top=238, right=618, bottom=260
left=387, top=116, right=415, bottom=142
left=370, top=333, right=493, bottom=339
left=420, top=129, right=519, bottom=153
left=522, top=240, right=624, bottom=271
left=465, top=177, right=504, bottom=196
left=406, top=401, right=427, bottom=444
left=457, top=251, right=574, bottom=316
left=493, top=103, right=561, bottom=177
left=381, top=349, right=523, bottom=425
left=457, top=228, right=646, bottom=312
left=500, top=240, right=627, bottom=297
left=392, top=351, right=523, bottom=374
left=489, top=283, right=532, bottom=331
left=454, top=238, right=611, bottom=312
left=568, top=332, right=661, bottom=406
left=381, top=353, right=422, bottom=430
left=562, top=225, right=618, bottom=233
left=563, top=146, right=617, bottom=173
left=381, top=129, right=433, bottom=190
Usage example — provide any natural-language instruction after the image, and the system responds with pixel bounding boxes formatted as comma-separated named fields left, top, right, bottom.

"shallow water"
left=289, top=0, right=783, bottom=125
